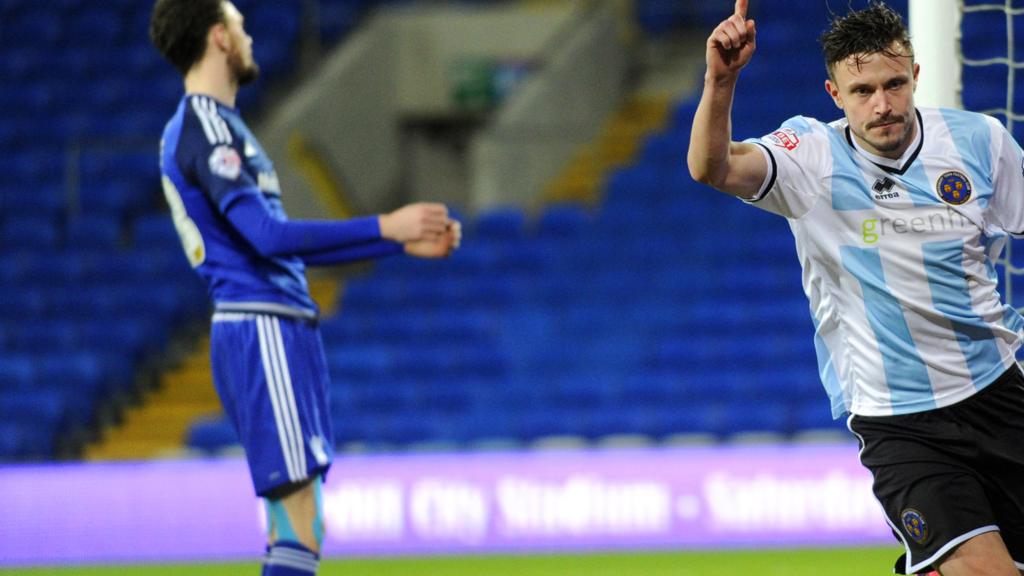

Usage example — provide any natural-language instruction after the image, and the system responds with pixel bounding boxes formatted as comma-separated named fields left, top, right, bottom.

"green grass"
left=2, top=547, right=901, bottom=576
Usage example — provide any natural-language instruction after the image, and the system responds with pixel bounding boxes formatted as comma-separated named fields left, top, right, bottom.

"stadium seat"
left=132, top=213, right=179, bottom=249
left=318, top=0, right=372, bottom=44
left=0, top=421, right=29, bottom=459
left=535, top=203, right=592, bottom=239
left=67, top=214, right=122, bottom=249
left=186, top=415, right=240, bottom=454
left=3, top=7, right=63, bottom=48
left=1, top=215, right=61, bottom=249
left=472, top=206, right=526, bottom=240
left=0, top=0, right=308, bottom=463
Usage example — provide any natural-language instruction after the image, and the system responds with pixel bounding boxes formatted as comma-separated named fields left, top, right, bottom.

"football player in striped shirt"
left=689, top=1, right=1024, bottom=575
left=149, top=1, right=460, bottom=574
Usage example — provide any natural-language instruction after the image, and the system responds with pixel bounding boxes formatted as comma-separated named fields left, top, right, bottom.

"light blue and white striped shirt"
left=746, top=107, right=1024, bottom=417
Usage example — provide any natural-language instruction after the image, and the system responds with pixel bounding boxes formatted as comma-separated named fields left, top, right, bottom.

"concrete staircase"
left=544, top=94, right=672, bottom=204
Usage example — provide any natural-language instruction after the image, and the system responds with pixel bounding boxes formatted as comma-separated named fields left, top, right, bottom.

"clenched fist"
left=379, top=202, right=450, bottom=244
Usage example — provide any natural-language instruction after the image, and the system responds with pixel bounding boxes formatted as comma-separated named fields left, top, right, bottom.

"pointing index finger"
left=735, top=0, right=747, bottom=18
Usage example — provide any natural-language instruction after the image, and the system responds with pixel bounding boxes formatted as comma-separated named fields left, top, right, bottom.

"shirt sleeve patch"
left=209, top=145, right=242, bottom=180
left=767, top=128, right=801, bottom=151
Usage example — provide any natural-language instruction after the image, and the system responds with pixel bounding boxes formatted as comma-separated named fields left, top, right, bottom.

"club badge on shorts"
left=901, top=508, right=930, bottom=544
left=936, top=170, right=972, bottom=205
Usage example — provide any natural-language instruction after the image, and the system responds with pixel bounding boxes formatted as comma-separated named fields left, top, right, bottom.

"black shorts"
left=849, top=365, right=1024, bottom=575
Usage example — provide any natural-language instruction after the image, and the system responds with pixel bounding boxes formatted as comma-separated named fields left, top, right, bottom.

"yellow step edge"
left=542, top=95, right=673, bottom=205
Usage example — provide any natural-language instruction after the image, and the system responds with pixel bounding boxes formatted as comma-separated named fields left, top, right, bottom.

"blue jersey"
left=159, top=94, right=317, bottom=318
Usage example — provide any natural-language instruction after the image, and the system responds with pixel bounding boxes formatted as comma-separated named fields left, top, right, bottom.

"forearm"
left=688, top=74, right=741, bottom=187
left=300, top=239, right=404, bottom=266
left=225, top=192, right=383, bottom=258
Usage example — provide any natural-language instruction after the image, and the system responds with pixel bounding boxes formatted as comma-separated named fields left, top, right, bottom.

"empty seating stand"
left=0, top=0, right=324, bottom=460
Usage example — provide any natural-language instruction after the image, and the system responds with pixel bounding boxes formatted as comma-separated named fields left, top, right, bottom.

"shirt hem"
left=214, top=301, right=318, bottom=322
left=847, top=356, right=1019, bottom=417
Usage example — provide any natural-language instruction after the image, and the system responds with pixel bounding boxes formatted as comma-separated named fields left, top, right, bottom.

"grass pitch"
left=3, top=547, right=901, bottom=575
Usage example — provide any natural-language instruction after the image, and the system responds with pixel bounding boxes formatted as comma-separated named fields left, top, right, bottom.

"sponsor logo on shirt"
left=861, top=206, right=974, bottom=245
left=935, top=170, right=972, bottom=205
left=208, top=145, right=242, bottom=180
left=767, top=128, right=800, bottom=151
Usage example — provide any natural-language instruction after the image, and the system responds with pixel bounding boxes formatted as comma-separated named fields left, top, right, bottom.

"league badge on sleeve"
left=767, top=128, right=800, bottom=151
left=936, top=170, right=972, bottom=205
left=209, top=144, right=242, bottom=180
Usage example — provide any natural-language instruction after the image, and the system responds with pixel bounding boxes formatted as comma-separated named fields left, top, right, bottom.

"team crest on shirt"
left=901, top=508, right=930, bottom=544
left=767, top=128, right=800, bottom=151
left=208, top=144, right=242, bottom=180
left=935, top=170, right=972, bottom=205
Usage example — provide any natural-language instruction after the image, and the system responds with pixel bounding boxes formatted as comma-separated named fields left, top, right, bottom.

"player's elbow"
left=687, top=160, right=710, bottom=185
left=687, top=157, right=726, bottom=188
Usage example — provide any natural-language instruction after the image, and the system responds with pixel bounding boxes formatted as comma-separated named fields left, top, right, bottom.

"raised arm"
left=687, top=0, right=769, bottom=198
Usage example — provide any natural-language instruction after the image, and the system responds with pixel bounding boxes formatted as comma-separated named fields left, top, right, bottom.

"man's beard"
left=859, top=114, right=912, bottom=154
left=229, top=50, right=260, bottom=86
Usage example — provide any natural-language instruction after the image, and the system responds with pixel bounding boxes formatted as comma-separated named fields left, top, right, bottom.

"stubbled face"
left=825, top=45, right=919, bottom=159
left=222, top=1, right=259, bottom=85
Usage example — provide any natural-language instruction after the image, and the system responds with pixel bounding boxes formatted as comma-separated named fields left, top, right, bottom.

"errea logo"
left=872, top=177, right=898, bottom=200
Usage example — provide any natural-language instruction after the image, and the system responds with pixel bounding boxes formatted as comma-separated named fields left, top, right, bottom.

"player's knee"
left=264, top=476, right=325, bottom=553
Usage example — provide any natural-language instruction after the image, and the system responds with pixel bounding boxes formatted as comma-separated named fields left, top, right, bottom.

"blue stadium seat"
left=960, top=11, right=1007, bottom=62
left=64, top=10, right=124, bottom=47
left=639, top=129, right=688, bottom=167
left=792, top=399, right=848, bottom=433
left=3, top=7, right=63, bottom=48
left=635, top=0, right=694, bottom=36
left=472, top=206, right=526, bottom=241
left=318, top=0, right=372, bottom=44
left=1, top=215, right=61, bottom=250
left=67, top=214, right=122, bottom=249
left=132, top=213, right=179, bottom=249
left=535, top=203, right=592, bottom=239
left=0, top=389, right=70, bottom=438
left=328, top=345, right=393, bottom=382
left=0, top=355, right=36, bottom=391
left=186, top=415, right=240, bottom=454
left=0, top=422, right=29, bottom=459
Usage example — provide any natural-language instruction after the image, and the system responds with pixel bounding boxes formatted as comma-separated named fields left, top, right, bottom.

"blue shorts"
left=210, top=312, right=334, bottom=496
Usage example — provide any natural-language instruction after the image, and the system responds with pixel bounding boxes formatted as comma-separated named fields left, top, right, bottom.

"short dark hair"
left=149, top=0, right=226, bottom=76
left=819, top=2, right=913, bottom=79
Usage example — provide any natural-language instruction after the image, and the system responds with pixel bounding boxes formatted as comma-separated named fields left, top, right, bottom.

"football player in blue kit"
left=149, top=1, right=461, bottom=573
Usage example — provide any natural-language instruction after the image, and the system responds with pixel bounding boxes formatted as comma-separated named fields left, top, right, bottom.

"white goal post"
left=909, top=0, right=962, bottom=108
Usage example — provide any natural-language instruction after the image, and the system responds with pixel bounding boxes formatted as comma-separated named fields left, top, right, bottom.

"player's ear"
left=912, top=62, right=920, bottom=91
left=824, top=78, right=843, bottom=109
left=209, top=22, right=230, bottom=53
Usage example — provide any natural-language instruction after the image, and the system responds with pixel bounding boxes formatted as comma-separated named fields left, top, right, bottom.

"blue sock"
left=261, top=541, right=319, bottom=575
